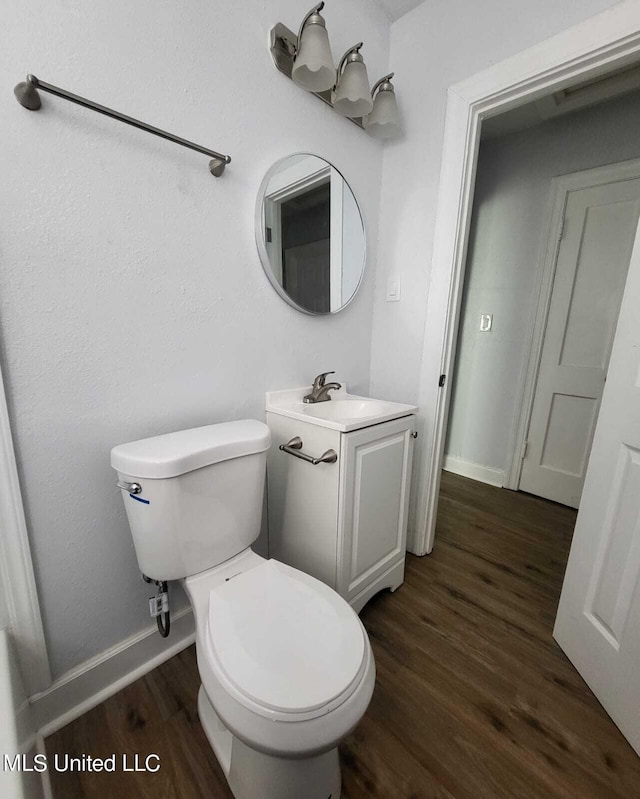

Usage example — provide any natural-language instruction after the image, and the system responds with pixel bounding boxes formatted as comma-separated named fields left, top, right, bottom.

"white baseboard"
left=31, top=607, right=195, bottom=739
left=443, top=455, right=505, bottom=488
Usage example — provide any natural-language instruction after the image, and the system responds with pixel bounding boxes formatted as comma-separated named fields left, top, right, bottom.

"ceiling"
left=482, top=61, right=640, bottom=139
left=377, top=0, right=426, bottom=22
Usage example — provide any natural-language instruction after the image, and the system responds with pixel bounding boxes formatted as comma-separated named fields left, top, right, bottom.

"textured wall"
left=0, top=0, right=390, bottom=679
left=446, top=90, right=640, bottom=474
left=0, top=570, right=7, bottom=632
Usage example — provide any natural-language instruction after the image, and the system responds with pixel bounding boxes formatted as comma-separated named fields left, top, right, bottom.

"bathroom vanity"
left=266, top=388, right=417, bottom=612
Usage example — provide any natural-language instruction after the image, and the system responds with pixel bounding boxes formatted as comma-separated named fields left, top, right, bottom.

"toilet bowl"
left=186, top=549, right=375, bottom=799
left=111, top=420, right=375, bottom=799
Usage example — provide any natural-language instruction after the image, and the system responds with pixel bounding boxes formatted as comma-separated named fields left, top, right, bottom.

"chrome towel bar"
left=279, top=437, right=337, bottom=465
left=13, top=74, right=231, bottom=177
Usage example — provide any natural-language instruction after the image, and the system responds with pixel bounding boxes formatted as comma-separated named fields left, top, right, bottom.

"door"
left=520, top=178, right=640, bottom=507
left=337, top=417, right=414, bottom=602
left=554, top=214, right=640, bottom=755
left=266, top=414, right=342, bottom=589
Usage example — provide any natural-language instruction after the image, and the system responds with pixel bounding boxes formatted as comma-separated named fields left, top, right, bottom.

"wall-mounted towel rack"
left=13, top=74, right=231, bottom=177
left=279, top=436, right=338, bottom=465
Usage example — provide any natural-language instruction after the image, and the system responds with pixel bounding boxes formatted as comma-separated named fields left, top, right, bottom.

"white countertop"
left=265, top=386, right=418, bottom=433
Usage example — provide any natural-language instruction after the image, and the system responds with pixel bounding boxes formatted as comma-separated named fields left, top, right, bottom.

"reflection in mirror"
left=256, top=154, right=366, bottom=314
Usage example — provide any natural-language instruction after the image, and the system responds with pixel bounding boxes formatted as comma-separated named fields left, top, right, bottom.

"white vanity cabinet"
left=266, top=409, right=416, bottom=612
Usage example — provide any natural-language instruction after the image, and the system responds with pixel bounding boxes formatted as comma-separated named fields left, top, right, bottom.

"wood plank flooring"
left=46, top=472, right=640, bottom=798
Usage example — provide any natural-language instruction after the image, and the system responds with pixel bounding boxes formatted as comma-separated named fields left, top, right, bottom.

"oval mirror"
left=256, top=154, right=366, bottom=314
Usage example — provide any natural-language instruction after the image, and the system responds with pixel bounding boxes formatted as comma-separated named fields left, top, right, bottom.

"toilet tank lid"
left=110, top=420, right=271, bottom=479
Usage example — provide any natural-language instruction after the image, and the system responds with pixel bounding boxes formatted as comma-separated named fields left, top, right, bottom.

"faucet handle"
left=313, top=371, right=335, bottom=389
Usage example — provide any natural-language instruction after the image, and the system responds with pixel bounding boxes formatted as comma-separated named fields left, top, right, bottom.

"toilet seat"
left=204, top=559, right=367, bottom=723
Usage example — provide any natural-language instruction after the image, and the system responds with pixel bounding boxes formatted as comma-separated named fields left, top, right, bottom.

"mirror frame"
left=255, top=153, right=367, bottom=315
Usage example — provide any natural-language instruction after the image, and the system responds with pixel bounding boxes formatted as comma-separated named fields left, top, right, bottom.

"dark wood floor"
left=47, top=472, right=640, bottom=798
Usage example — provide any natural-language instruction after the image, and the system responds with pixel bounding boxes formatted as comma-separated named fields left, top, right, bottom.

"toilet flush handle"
left=117, top=481, right=142, bottom=495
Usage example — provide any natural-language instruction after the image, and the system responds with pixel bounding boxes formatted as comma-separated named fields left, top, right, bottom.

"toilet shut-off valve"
left=143, top=575, right=171, bottom=638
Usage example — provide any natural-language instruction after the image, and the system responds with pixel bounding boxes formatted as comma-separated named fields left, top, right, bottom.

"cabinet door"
left=337, top=417, right=414, bottom=601
left=266, top=414, right=342, bottom=588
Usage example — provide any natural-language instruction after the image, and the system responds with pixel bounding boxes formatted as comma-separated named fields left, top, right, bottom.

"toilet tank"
left=110, top=420, right=271, bottom=581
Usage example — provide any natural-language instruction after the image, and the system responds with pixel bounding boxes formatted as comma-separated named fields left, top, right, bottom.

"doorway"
left=517, top=167, right=640, bottom=507
left=445, top=150, right=640, bottom=510
left=413, top=7, right=640, bottom=559
left=280, top=181, right=332, bottom=313
left=431, top=59, right=640, bottom=755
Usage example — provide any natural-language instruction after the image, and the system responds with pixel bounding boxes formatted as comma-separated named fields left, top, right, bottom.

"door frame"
left=411, top=0, right=640, bottom=556
left=264, top=164, right=331, bottom=284
left=0, top=370, right=51, bottom=694
left=503, top=158, right=640, bottom=491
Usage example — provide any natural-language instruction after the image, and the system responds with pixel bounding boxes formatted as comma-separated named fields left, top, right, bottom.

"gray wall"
left=0, top=0, right=390, bottom=679
left=0, top=568, right=7, bottom=631
left=370, top=0, right=623, bottom=408
left=445, top=89, right=640, bottom=474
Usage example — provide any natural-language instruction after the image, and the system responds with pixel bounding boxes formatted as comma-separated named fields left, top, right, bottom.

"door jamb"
left=411, top=1, right=640, bottom=556
left=0, top=372, right=51, bottom=694
left=503, top=157, right=640, bottom=490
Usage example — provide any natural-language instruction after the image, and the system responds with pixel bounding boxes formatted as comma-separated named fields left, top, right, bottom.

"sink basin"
left=303, top=399, right=387, bottom=421
left=266, top=387, right=417, bottom=432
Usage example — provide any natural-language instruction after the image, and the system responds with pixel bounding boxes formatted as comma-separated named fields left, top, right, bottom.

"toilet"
left=111, top=419, right=375, bottom=799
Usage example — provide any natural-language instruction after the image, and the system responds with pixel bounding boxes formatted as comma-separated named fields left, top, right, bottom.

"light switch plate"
left=480, top=313, right=493, bottom=332
left=386, top=277, right=401, bottom=302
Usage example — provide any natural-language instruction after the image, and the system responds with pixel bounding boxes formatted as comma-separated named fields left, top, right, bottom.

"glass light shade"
left=333, top=60, right=373, bottom=117
left=365, top=89, right=400, bottom=138
left=292, top=23, right=335, bottom=92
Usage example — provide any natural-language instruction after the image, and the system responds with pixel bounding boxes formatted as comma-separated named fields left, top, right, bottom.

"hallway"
left=46, top=472, right=640, bottom=798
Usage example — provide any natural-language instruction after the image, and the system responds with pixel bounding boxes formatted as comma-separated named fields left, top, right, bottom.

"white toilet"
left=111, top=419, right=375, bottom=799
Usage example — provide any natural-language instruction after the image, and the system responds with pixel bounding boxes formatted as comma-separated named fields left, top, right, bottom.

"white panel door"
left=338, top=417, right=414, bottom=601
left=520, top=178, right=640, bottom=507
left=554, top=214, right=640, bottom=755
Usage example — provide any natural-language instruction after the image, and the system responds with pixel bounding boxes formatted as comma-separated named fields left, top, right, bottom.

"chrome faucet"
left=303, top=371, right=342, bottom=404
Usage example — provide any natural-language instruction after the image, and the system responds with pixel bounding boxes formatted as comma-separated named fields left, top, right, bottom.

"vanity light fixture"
left=333, top=44, right=373, bottom=118
left=291, top=3, right=335, bottom=92
left=269, top=3, right=398, bottom=136
left=365, top=73, right=400, bottom=139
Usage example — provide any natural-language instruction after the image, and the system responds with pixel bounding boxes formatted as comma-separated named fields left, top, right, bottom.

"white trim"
left=504, top=157, right=640, bottom=490
left=36, top=734, right=53, bottom=799
left=0, top=372, right=51, bottom=695
left=412, top=0, right=640, bottom=556
left=264, top=158, right=330, bottom=198
left=443, top=455, right=505, bottom=488
left=31, top=606, right=195, bottom=738
left=264, top=164, right=332, bottom=282
left=330, top=168, right=344, bottom=311
left=501, top=177, right=567, bottom=490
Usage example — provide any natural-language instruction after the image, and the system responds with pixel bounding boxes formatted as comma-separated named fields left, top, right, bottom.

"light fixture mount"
left=337, top=43, right=365, bottom=77
left=296, top=2, right=328, bottom=47
left=269, top=23, right=365, bottom=129
left=372, top=73, right=395, bottom=96
left=269, top=4, right=399, bottom=136
left=365, top=72, right=400, bottom=139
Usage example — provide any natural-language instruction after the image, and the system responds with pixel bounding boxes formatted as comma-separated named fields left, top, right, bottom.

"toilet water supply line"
left=143, top=575, right=171, bottom=638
